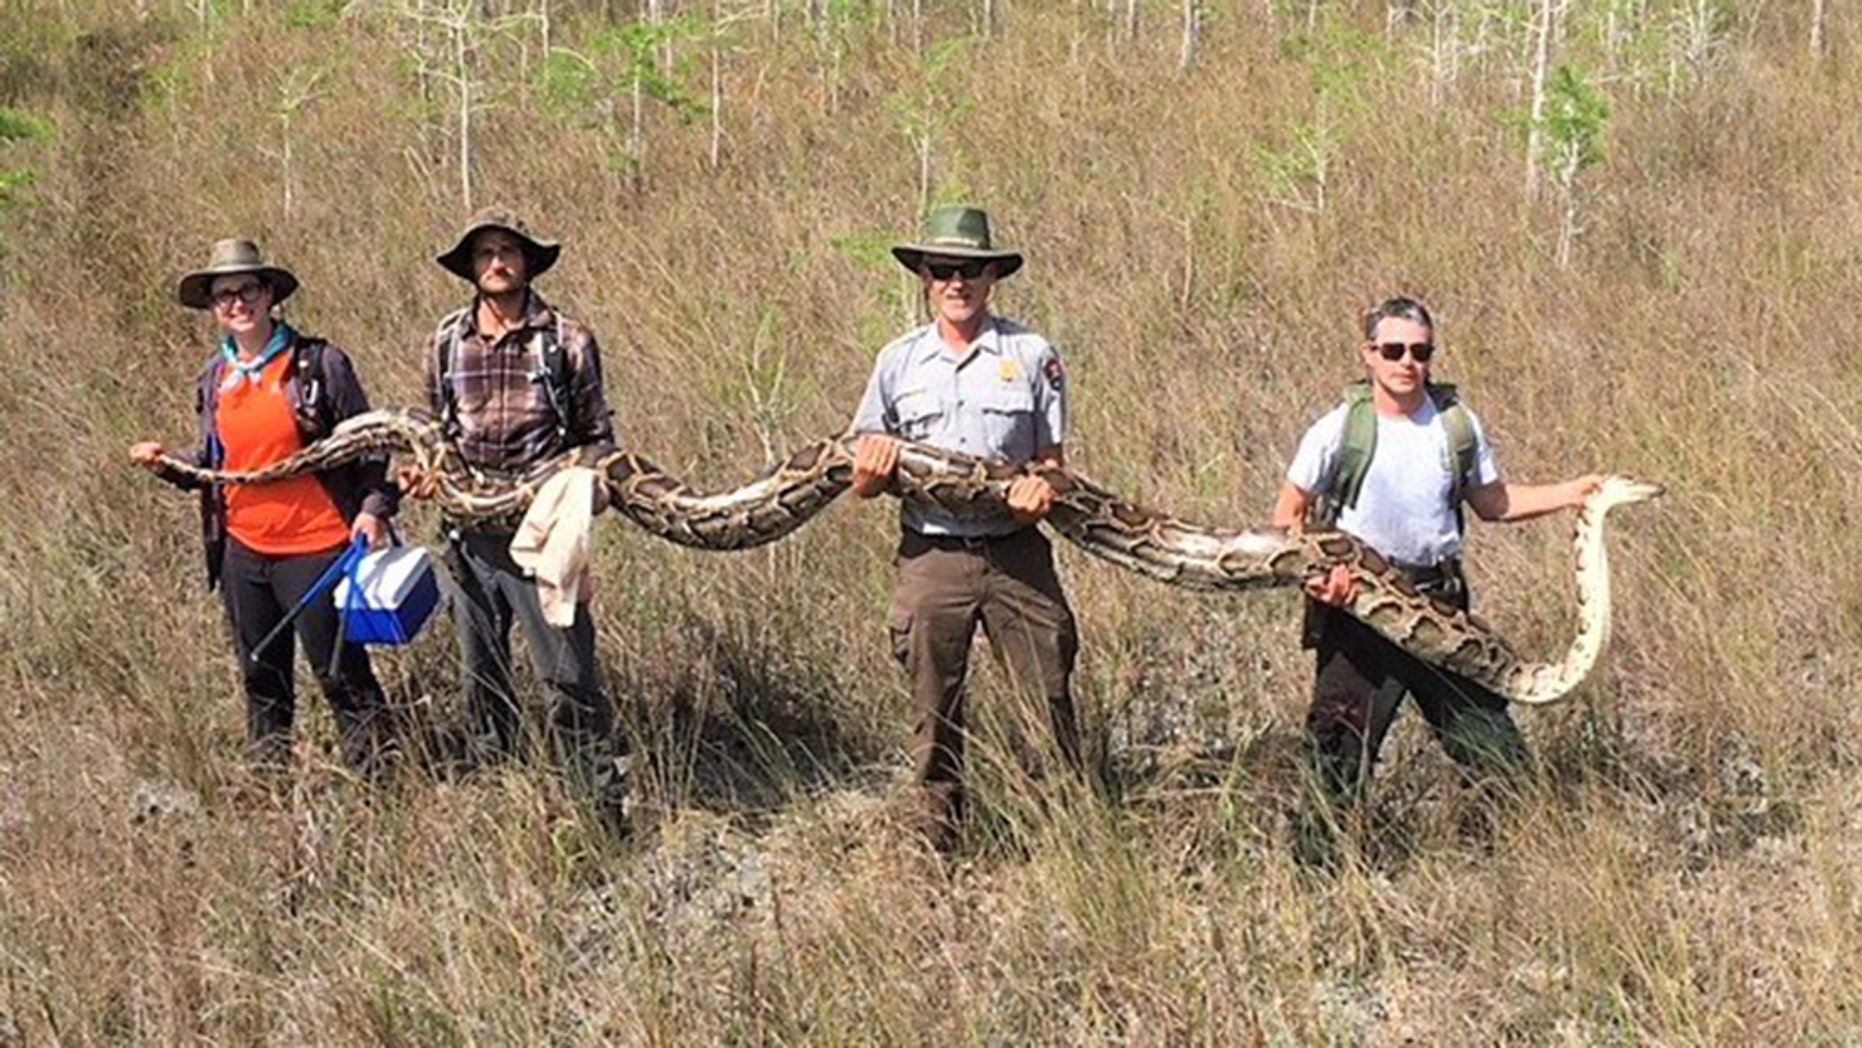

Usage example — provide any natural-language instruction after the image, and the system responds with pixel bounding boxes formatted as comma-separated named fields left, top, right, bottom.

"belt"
left=904, top=528, right=1027, bottom=553
left=1389, top=556, right=1464, bottom=594
left=445, top=515, right=522, bottom=539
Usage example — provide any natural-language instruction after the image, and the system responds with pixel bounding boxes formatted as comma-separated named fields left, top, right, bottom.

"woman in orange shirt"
left=131, top=240, right=398, bottom=779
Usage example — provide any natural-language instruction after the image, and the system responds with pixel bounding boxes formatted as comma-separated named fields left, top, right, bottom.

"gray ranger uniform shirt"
left=850, top=316, right=1068, bottom=538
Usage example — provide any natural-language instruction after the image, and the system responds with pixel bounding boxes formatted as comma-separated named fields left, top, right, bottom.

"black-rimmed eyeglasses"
left=211, top=282, right=269, bottom=309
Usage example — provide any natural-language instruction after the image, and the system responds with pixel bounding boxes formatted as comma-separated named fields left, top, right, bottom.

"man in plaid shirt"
left=412, top=208, right=627, bottom=837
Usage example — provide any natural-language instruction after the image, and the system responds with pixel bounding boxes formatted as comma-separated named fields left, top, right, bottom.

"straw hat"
left=435, top=208, right=562, bottom=282
left=176, top=239, right=299, bottom=310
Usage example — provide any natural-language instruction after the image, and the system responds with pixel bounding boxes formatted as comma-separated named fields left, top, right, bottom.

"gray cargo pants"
left=445, top=530, right=626, bottom=819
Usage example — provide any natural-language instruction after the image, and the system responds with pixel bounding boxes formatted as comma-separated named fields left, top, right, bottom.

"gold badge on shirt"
left=997, top=359, right=1019, bottom=384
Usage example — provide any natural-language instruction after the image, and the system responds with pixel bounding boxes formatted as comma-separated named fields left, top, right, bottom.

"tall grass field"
left=2, top=0, right=1861, bottom=1042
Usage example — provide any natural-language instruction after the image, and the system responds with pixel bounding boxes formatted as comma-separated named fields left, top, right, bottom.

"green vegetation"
left=2, top=0, right=1860, bottom=1043
left=0, top=104, right=48, bottom=211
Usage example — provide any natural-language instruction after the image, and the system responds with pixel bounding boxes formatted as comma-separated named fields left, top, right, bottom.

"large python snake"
left=151, top=409, right=1660, bottom=705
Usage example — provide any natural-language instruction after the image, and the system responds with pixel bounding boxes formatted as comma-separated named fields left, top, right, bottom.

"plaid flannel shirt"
left=425, top=291, right=616, bottom=476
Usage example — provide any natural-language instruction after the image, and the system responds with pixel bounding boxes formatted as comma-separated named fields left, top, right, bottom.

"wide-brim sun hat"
left=176, top=239, right=300, bottom=310
left=435, top=208, right=562, bottom=283
left=890, top=204, right=1024, bottom=279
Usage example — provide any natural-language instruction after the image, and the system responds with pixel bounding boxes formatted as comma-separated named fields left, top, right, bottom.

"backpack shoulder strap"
left=434, top=310, right=468, bottom=437
left=1429, top=382, right=1478, bottom=507
left=200, top=354, right=227, bottom=467
left=199, top=353, right=224, bottom=410
left=286, top=335, right=336, bottom=438
left=534, top=316, right=573, bottom=439
left=1329, top=380, right=1378, bottom=517
left=1427, top=382, right=1479, bottom=533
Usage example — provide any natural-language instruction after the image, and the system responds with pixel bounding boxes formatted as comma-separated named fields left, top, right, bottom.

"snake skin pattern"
left=151, top=409, right=1659, bottom=705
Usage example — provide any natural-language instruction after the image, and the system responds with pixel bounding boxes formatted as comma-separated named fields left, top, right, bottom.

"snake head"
left=1593, top=475, right=1664, bottom=509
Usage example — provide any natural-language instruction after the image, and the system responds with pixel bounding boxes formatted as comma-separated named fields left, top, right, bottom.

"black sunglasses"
left=1374, top=341, right=1435, bottom=363
left=924, top=259, right=991, bottom=281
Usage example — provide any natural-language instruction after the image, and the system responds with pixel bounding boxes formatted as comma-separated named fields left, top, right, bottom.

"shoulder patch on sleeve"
left=1042, top=354, right=1065, bottom=391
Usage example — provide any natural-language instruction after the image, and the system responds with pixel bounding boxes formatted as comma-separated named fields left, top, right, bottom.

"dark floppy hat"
left=890, top=205, right=1024, bottom=279
left=176, top=239, right=299, bottom=310
left=435, top=208, right=562, bottom=283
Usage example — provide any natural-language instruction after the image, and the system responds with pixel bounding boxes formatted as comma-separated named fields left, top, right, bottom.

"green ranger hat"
left=176, top=239, right=300, bottom=310
left=890, top=205, right=1024, bottom=278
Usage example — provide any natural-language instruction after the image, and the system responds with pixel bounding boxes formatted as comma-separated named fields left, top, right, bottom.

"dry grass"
left=3, top=0, right=1862, bottom=1043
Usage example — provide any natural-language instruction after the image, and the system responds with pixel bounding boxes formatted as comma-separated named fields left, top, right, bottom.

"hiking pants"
left=445, top=530, right=624, bottom=802
left=220, top=538, right=392, bottom=778
left=886, top=527, right=1081, bottom=850
left=1301, top=569, right=1531, bottom=819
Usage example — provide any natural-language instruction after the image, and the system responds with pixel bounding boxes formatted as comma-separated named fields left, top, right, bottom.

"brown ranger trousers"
left=886, top=527, right=1081, bottom=849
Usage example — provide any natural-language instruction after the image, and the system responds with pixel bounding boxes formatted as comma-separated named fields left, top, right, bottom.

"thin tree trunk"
left=276, top=71, right=319, bottom=220
left=1555, top=155, right=1579, bottom=269
left=631, top=70, right=646, bottom=193
left=1523, top=0, right=1555, bottom=202
left=456, top=16, right=473, bottom=209
left=280, top=109, right=294, bottom=219
left=1431, top=1, right=1460, bottom=107
left=1178, top=212, right=1194, bottom=311
left=710, top=1, right=723, bottom=169
left=1556, top=195, right=1576, bottom=268
left=1177, top=0, right=1202, bottom=75
left=918, top=129, right=932, bottom=217
left=650, top=0, right=672, bottom=71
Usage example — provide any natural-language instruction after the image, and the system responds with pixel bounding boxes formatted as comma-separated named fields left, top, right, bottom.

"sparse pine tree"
left=1540, top=62, right=1608, bottom=267
left=397, top=0, right=537, bottom=209
left=263, top=66, right=325, bottom=220
left=886, top=37, right=974, bottom=217
left=539, top=16, right=710, bottom=192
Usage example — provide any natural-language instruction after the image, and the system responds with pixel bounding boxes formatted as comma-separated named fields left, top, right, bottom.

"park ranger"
left=849, top=205, right=1081, bottom=853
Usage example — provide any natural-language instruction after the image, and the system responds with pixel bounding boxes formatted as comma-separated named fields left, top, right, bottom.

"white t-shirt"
left=1286, top=398, right=1501, bottom=566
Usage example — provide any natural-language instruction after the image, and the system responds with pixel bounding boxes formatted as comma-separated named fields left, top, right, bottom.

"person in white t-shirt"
left=1270, top=296, right=1600, bottom=865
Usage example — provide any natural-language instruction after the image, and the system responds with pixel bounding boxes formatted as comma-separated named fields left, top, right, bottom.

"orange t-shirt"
left=215, top=352, right=353, bottom=556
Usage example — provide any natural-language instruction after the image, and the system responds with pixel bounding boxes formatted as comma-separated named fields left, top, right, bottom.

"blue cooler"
left=335, top=546, right=441, bottom=645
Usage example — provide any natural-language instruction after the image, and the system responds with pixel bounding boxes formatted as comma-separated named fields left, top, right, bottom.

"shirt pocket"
left=893, top=388, right=944, bottom=442
left=977, top=385, right=1036, bottom=457
left=450, top=368, right=494, bottom=419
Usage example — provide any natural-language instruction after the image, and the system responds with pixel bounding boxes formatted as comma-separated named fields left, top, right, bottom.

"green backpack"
left=1309, top=381, right=1479, bottom=531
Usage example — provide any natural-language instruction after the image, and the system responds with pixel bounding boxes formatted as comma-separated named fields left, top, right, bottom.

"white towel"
left=509, top=467, right=602, bottom=627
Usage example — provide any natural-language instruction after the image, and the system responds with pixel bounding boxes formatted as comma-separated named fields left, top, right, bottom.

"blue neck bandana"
left=219, top=322, right=295, bottom=389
